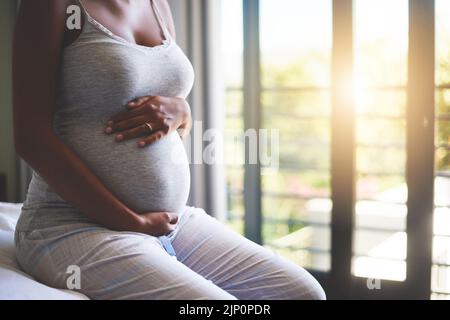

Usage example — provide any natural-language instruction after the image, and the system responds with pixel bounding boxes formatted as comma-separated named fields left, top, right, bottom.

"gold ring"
left=145, top=123, right=153, bottom=132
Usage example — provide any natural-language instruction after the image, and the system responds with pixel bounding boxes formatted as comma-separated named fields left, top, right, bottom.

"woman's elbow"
left=13, top=123, right=28, bottom=157
left=14, top=133, right=33, bottom=160
left=13, top=125, right=52, bottom=160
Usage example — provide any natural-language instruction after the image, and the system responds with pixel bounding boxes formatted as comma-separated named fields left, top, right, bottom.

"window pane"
left=226, top=191, right=245, bottom=234
left=432, top=0, right=450, bottom=299
left=262, top=170, right=330, bottom=199
left=436, top=120, right=450, bottom=148
left=225, top=90, right=244, bottom=118
left=354, top=0, right=408, bottom=87
left=263, top=90, right=330, bottom=117
left=353, top=230, right=406, bottom=281
left=357, top=117, right=406, bottom=148
left=260, top=0, right=332, bottom=88
left=221, top=0, right=243, bottom=88
left=260, top=0, right=332, bottom=272
left=353, top=0, right=409, bottom=282
left=436, top=0, right=450, bottom=86
left=355, top=90, right=407, bottom=117
left=221, top=0, right=244, bottom=232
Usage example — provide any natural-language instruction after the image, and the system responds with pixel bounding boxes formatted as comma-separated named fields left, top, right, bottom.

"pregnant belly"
left=59, top=125, right=191, bottom=214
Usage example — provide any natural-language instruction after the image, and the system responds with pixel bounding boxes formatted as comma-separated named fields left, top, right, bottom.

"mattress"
left=0, top=202, right=89, bottom=300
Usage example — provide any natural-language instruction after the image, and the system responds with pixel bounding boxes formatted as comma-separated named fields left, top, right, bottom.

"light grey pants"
left=15, top=206, right=325, bottom=300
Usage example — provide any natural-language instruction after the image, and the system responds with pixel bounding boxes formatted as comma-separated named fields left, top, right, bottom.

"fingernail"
left=138, top=141, right=146, bottom=148
left=116, top=134, right=124, bottom=141
left=105, top=127, right=112, bottom=134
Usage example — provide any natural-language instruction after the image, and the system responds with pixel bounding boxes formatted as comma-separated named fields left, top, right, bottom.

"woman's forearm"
left=16, top=128, right=144, bottom=232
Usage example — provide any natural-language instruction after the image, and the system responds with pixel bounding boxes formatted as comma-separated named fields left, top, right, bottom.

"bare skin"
left=13, top=0, right=191, bottom=236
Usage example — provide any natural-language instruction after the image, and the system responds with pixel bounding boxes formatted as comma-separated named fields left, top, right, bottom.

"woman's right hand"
left=137, top=212, right=179, bottom=237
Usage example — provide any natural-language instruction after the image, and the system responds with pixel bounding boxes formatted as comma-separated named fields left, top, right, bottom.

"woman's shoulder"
left=154, top=0, right=176, bottom=40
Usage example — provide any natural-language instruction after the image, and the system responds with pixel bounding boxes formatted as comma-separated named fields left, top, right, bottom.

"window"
left=259, top=0, right=332, bottom=272
left=220, top=0, right=448, bottom=299
left=352, top=0, right=408, bottom=282
left=221, top=0, right=332, bottom=271
left=221, top=0, right=245, bottom=234
left=431, top=0, right=450, bottom=300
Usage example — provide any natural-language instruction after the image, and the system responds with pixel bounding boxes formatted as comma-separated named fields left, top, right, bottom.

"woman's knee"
left=289, top=270, right=326, bottom=300
left=300, top=279, right=326, bottom=300
left=268, top=257, right=326, bottom=300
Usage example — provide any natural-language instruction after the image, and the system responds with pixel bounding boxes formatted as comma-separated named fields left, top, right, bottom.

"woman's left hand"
left=105, top=96, right=192, bottom=148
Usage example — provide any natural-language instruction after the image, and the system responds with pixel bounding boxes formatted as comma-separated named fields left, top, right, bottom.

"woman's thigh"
left=171, top=207, right=326, bottom=300
left=15, top=223, right=235, bottom=300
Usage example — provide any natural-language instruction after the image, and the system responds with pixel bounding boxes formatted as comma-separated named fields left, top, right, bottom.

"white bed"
left=0, top=202, right=89, bottom=300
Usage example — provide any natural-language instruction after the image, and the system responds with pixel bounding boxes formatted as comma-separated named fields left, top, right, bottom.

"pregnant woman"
left=13, top=0, right=325, bottom=300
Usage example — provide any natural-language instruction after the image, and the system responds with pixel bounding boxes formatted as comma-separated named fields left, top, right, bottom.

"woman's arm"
left=13, top=0, right=176, bottom=235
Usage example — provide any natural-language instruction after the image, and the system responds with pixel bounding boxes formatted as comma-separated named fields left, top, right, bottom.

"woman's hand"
left=137, top=211, right=179, bottom=236
left=105, top=96, right=192, bottom=148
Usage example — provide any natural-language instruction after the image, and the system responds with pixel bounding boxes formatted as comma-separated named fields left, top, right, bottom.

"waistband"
left=16, top=204, right=194, bottom=234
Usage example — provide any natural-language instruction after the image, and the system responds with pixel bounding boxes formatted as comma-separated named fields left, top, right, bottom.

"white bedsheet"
left=0, top=202, right=89, bottom=300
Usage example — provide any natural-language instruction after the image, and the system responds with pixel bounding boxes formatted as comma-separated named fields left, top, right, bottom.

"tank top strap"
left=76, top=0, right=92, bottom=21
left=150, top=0, right=172, bottom=40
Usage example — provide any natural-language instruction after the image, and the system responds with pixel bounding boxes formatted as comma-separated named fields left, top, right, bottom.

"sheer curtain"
left=169, top=0, right=226, bottom=219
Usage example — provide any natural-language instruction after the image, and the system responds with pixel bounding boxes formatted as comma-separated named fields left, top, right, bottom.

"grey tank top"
left=21, top=0, right=195, bottom=220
